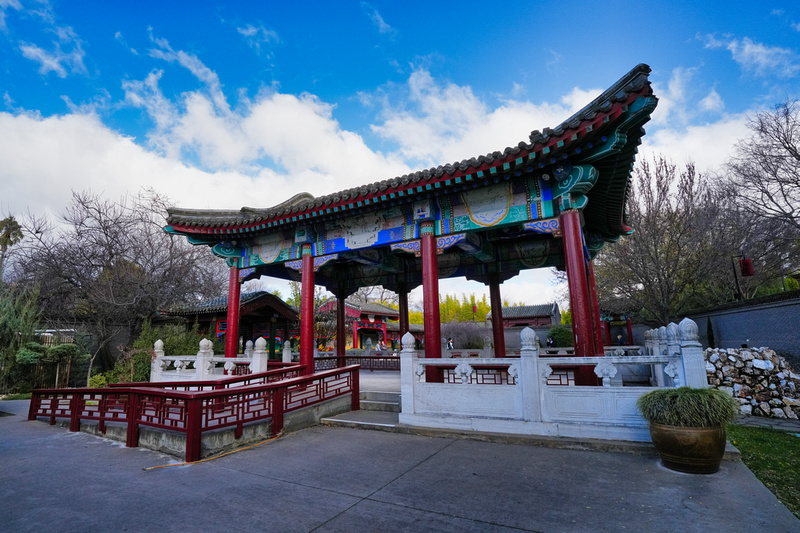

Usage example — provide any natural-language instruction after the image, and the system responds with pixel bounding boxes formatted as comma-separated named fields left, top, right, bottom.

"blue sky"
left=2, top=1, right=799, bottom=305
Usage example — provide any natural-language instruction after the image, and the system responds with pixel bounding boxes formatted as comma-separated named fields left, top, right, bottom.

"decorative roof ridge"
left=168, top=192, right=316, bottom=222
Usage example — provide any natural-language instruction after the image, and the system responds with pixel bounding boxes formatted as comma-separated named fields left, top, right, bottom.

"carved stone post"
left=250, top=337, right=269, bottom=374
left=151, top=339, right=165, bottom=382
left=399, top=331, right=417, bottom=419
left=679, top=317, right=709, bottom=388
left=519, top=328, right=542, bottom=422
left=196, top=338, right=214, bottom=380
left=282, top=340, right=293, bottom=364
left=666, top=322, right=686, bottom=387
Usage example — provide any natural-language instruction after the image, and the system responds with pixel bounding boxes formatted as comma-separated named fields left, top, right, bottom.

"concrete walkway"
left=2, top=392, right=798, bottom=532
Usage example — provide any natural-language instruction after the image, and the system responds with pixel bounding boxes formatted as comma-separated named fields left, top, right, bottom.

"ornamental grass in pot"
left=636, top=386, right=739, bottom=474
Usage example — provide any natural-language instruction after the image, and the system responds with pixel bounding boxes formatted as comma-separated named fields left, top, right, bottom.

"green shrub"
left=46, top=343, right=87, bottom=364
left=88, top=374, right=108, bottom=388
left=16, top=342, right=46, bottom=364
left=637, top=387, right=739, bottom=427
left=547, top=324, right=574, bottom=348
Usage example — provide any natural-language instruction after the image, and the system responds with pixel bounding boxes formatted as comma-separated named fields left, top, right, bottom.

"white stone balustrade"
left=399, top=318, right=709, bottom=442
left=150, top=337, right=274, bottom=382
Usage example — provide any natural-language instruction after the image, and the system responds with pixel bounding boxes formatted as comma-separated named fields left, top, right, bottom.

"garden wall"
left=688, top=291, right=800, bottom=366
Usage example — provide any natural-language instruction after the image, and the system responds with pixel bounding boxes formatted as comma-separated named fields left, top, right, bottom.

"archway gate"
left=165, top=64, right=658, bottom=383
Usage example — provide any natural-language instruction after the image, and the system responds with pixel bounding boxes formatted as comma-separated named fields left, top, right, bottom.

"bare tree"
left=352, top=285, right=398, bottom=306
left=726, top=100, right=800, bottom=231
left=593, top=156, right=732, bottom=325
left=8, top=189, right=228, bottom=384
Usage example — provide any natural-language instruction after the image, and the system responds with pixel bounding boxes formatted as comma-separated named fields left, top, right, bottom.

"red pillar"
left=560, top=210, right=598, bottom=385
left=336, top=296, right=346, bottom=366
left=353, top=321, right=359, bottom=349
left=420, top=221, right=442, bottom=360
left=603, top=319, right=613, bottom=346
left=586, top=260, right=605, bottom=354
left=488, top=274, right=506, bottom=357
left=626, top=318, right=634, bottom=346
left=300, top=244, right=315, bottom=374
left=398, top=282, right=409, bottom=338
left=225, top=264, right=241, bottom=358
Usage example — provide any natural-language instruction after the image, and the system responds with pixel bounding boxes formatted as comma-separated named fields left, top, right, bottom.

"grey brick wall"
left=688, top=298, right=800, bottom=366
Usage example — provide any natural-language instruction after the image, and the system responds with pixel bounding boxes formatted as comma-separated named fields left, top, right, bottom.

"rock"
left=785, top=408, right=798, bottom=420
left=705, top=362, right=716, bottom=373
left=709, top=353, right=719, bottom=363
left=783, top=397, right=800, bottom=407
left=753, top=359, right=774, bottom=371
left=771, top=408, right=787, bottom=418
left=739, top=404, right=752, bottom=416
left=759, top=402, right=771, bottom=414
left=718, top=386, right=734, bottom=397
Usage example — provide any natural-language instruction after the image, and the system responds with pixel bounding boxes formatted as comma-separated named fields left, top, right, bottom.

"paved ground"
left=1, top=374, right=799, bottom=532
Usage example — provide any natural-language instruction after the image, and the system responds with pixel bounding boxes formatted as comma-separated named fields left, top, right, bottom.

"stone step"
left=360, top=391, right=400, bottom=403
left=360, top=399, right=400, bottom=413
left=321, top=409, right=399, bottom=429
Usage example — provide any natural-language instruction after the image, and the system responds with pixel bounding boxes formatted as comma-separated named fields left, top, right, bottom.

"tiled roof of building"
left=167, top=291, right=296, bottom=318
left=487, top=303, right=559, bottom=320
left=346, top=300, right=400, bottom=317
left=166, top=64, right=654, bottom=234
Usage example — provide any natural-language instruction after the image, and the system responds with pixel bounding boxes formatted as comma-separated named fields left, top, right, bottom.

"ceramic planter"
left=648, top=422, right=727, bottom=474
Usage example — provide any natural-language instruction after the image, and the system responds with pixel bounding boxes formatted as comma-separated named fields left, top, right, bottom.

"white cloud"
left=11, top=3, right=87, bottom=78
left=0, top=0, right=22, bottom=32
left=649, top=67, right=699, bottom=127
left=0, top=111, right=277, bottom=218
left=370, top=68, right=573, bottom=166
left=123, top=38, right=412, bottom=191
left=236, top=23, right=280, bottom=56
left=114, top=31, right=137, bottom=55
left=361, top=2, right=396, bottom=37
left=703, top=34, right=800, bottom=78
left=19, top=42, right=68, bottom=76
left=699, top=88, right=724, bottom=113
left=641, top=113, right=749, bottom=173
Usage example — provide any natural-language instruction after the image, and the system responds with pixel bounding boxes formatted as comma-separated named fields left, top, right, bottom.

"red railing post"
left=126, top=391, right=140, bottom=448
left=69, top=393, right=81, bottom=432
left=184, top=396, right=203, bottom=463
left=272, top=387, right=285, bottom=436
left=351, top=368, right=360, bottom=412
left=28, top=391, right=41, bottom=421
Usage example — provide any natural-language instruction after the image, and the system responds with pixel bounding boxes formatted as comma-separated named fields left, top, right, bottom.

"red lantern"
left=739, top=258, right=754, bottom=277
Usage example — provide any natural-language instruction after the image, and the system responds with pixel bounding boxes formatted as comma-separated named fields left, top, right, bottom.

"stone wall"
left=705, top=347, right=800, bottom=420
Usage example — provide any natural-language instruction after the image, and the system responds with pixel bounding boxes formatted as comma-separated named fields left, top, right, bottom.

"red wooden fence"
left=29, top=365, right=360, bottom=462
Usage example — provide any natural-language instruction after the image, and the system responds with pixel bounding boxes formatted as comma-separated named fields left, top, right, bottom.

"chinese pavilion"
left=164, top=64, right=658, bottom=384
